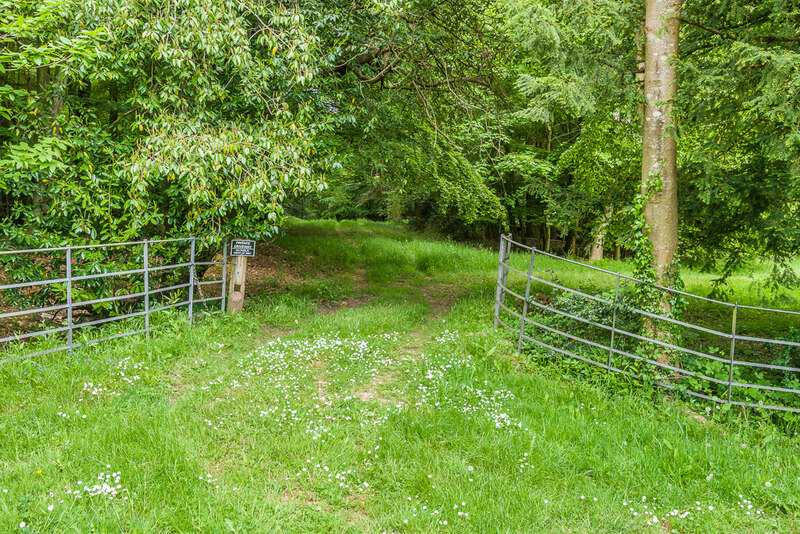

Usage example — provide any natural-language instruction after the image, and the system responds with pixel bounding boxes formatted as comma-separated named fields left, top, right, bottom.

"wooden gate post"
left=226, top=239, right=256, bottom=314
left=227, top=255, right=247, bottom=314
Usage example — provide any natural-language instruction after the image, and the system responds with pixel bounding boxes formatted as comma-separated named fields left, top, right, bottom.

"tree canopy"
left=2, top=0, right=799, bottom=290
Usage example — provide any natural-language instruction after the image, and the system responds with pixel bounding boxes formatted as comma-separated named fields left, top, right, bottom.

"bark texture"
left=568, top=230, right=577, bottom=256
left=590, top=206, right=613, bottom=261
left=641, top=0, right=681, bottom=284
left=642, top=0, right=682, bottom=368
left=589, top=238, right=603, bottom=261
left=544, top=225, right=551, bottom=253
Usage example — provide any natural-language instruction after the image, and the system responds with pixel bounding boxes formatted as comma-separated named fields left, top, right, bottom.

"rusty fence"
left=0, top=237, right=227, bottom=365
left=494, top=234, right=800, bottom=414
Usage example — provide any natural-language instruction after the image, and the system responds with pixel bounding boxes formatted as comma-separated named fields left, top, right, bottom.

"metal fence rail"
left=0, top=237, right=227, bottom=365
left=494, top=234, right=800, bottom=414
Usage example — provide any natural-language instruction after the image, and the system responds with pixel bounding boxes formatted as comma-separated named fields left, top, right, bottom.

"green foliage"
left=3, top=0, right=800, bottom=301
left=676, top=2, right=800, bottom=279
left=0, top=0, right=325, bottom=249
left=504, top=0, right=642, bottom=124
left=313, top=115, right=506, bottom=226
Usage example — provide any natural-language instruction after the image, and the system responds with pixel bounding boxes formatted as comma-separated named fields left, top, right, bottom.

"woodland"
left=3, top=4, right=800, bottom=530
left=1, top=0, right=800, bottom=292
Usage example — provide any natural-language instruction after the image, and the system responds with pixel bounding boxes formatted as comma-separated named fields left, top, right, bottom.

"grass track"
left=1, top=219, right=799, bottom=533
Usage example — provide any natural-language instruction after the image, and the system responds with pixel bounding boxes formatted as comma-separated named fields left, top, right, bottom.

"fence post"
left=502, top=235, right=510, bottom=299
left=143, top=241, right=150, bottom=338
left=66, top=246, right=73, bottom=356
left=494, top=234, right=508, bottom=329
left=188, top=237, right=195, bottom=324
left=727, top=302, right=738, bottom=403
left=221, top=240, right=227, bottom=314
left=517, top=247, right=536, bottom=353
left=606, top=274, right=621, bottom=372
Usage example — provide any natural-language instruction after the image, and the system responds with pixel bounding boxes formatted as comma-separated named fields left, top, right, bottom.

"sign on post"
left=227, top=239, right=255, bottom=314
left=230, top=239, right=256, bottom=257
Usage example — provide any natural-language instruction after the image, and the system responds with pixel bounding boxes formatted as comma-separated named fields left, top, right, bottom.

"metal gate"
left=0, top=237, right=226, bottom=364
left=494, top=234, right=800, bottom=414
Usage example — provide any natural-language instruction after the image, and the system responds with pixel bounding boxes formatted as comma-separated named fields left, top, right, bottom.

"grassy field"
left=504, top=243, right=800, bottom=338
left=1, top=219, right=799, bottom=533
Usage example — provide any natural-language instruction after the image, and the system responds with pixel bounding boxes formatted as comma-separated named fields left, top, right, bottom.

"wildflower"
left=765, top=481, right=772, bottom=488
left=48, top=505, right=54, bottom=511
left=19, top=522, right=26, bottom=528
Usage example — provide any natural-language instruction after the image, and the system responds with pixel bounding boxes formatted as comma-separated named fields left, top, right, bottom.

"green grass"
left=505, top=248, right=800, bottom=338
left=509, top=247, right=800, bottom=306
left=1, top=219, right=799, bottom=533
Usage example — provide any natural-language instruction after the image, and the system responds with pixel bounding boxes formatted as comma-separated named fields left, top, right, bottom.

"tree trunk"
left=544, top=225, right=551, bottom=253
left=642, top=0, right=682, bottom=364
left=589, top=241, right=603, bottom=261
left=567, top=229, right=577, bottom=256
left=50, top=69, right=64, bottom=122
left=36, top=66, right=49, bottom=93
left=642, top=0, right=681, bottom=285
left=635, top=25, right=646, bottom=120
left=615, top=245, right=622, bottom=261
left=590, top=206, right=613, bottom=261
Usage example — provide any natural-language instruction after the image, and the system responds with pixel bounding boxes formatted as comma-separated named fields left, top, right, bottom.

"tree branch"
left=411, top=76, right=491, bottom=89
left=681, top=16, right=738, bottom=40
left=681, top=16, right=800, bottom=43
